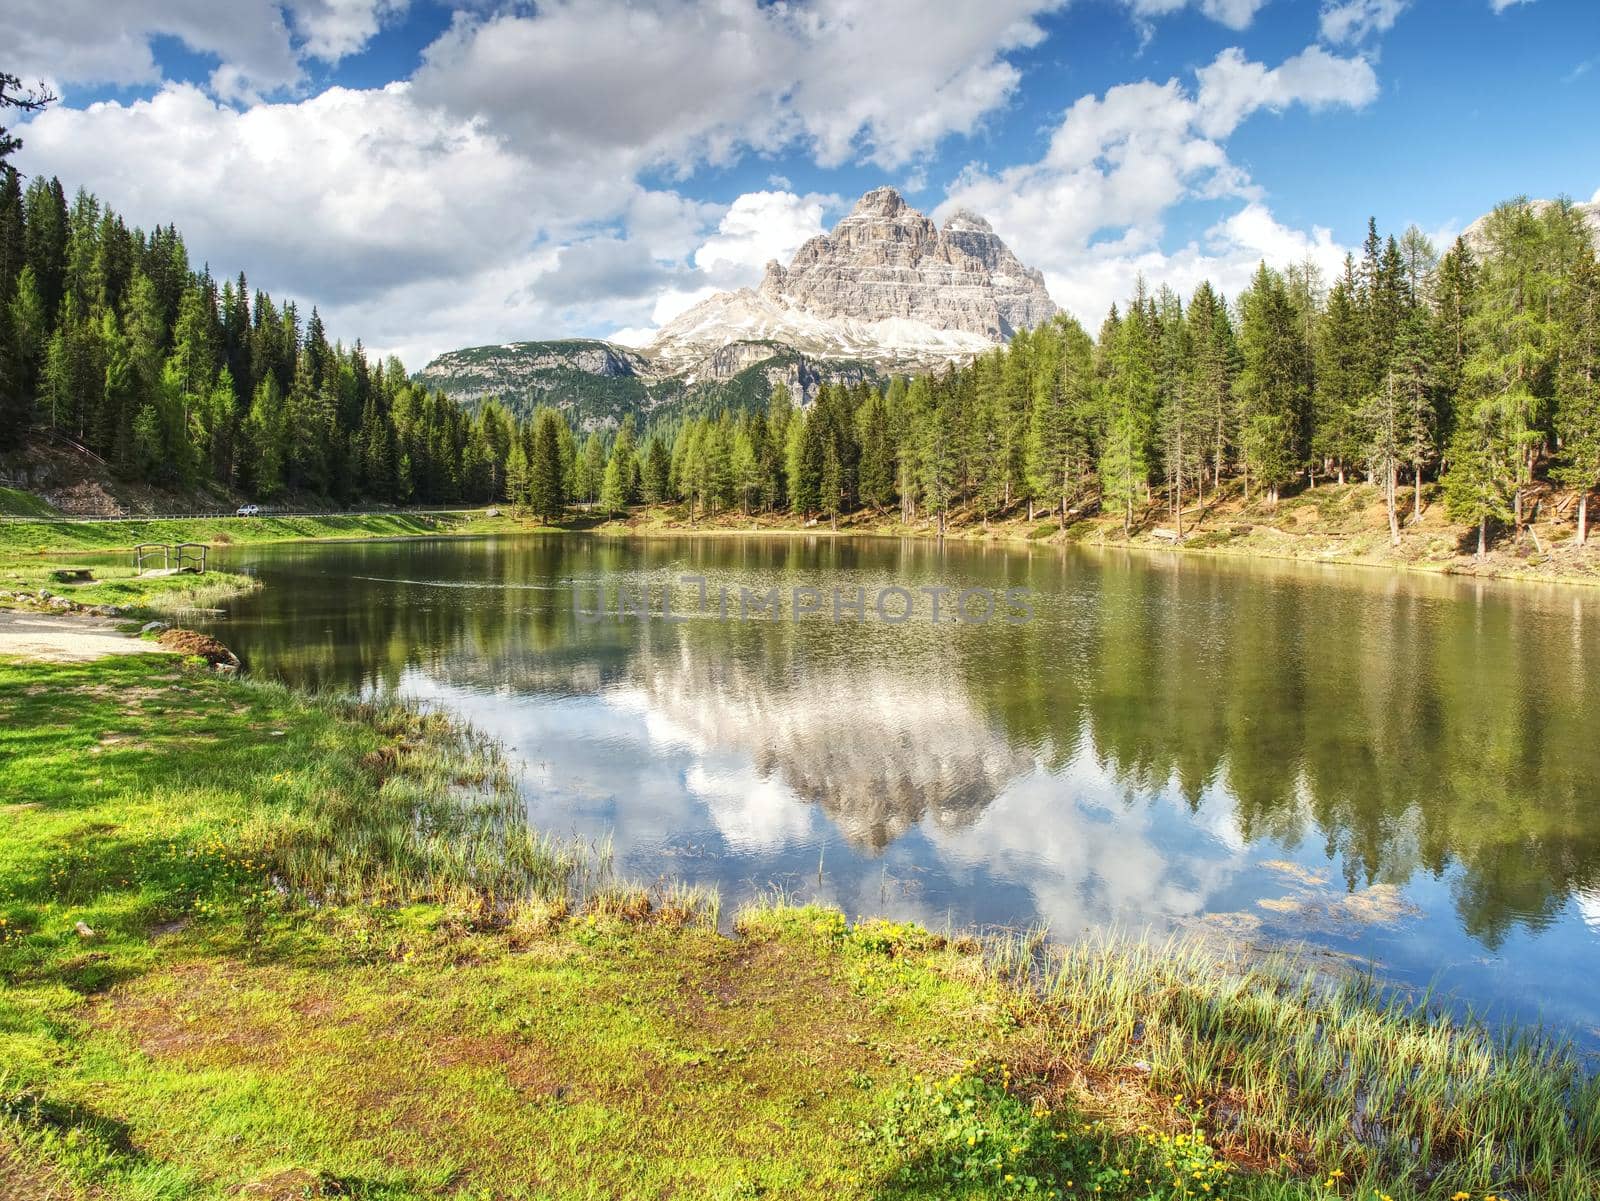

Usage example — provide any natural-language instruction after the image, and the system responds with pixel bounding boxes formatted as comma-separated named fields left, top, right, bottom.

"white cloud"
left=941, top=44, right=1375, bottom=327
left=1194, top=46, right=1379, bottom=139
left=1120, top=0, right=1271, bottom=33
left=0, top=0, right=401, bottom=100
left=412, top=0, right=1065, bottom=172
left=292, top=0, right=407, bottom=63
left=1317, top=0, right=1408, bottom=44
left=693, top=191, right=832, bottom=277
left=1490, top=0, right=1534, bottom=12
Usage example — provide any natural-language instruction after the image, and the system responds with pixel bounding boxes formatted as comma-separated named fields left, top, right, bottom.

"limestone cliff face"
left=650, top=186, right=1057, bottom=369
left=756, top=188, right=1054, bottom=341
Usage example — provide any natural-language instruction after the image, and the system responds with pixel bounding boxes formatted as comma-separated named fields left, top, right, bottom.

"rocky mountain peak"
left=653, top=187, right=1057, bottom=368
left=849, top=185, right=911, bottom=218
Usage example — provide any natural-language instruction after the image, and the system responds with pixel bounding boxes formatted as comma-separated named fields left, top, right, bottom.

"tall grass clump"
left=980, top=931, right=1600, bottom=1199
left=246, top=686, right=593, bottom=911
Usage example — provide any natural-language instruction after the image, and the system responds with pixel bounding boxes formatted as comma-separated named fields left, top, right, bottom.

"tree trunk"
left=1059, top=493, right=1067, bottom=532
left=1028, top=500, right=1034, bottom=521
left=1411, top=465, right=1422, bottom=525
left=1337, top=463, right=1346, bottom=486
left=1513, top=486, right=1523, bottom=545
left=1386, top=464, right=1400, bottom=547
left=1580, top=493, right=1590, bottom=546
left=1478, top=515, right=1487, bottom=559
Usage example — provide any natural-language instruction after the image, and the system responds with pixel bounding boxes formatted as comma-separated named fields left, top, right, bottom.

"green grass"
left=0, top=509, right=533, bottom=555
left=0, top=561, right=262, bottom=617
left=1, top=655, right=1595, bottom=1199
left=0, top=487, right=58, bottom=518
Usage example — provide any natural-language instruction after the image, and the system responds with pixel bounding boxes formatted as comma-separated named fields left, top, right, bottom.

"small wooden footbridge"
left=133, top=542, right=210, bottom=576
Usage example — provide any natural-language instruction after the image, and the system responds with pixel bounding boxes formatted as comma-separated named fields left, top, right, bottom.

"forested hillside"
left=0, top=173, right=522, bottom=506
left=645, top=201, right=1600, bottom=555
left=1, top=158, right=1596, bottom=551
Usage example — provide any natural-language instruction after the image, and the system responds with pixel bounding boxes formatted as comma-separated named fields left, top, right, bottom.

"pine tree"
left=528, top=407, right=566, bottom=522
left=576, top=432, right=606, bottom=505
left=730, top=418, right=759, bottom=515
left=1362, top=367, right=1405, bottom=545
left=1236, top=263, right=1311, bottom=505
left=1026, top=317, right=1096, bottom=527
left=1389, top=310, right=1441, bottom=522
left=998, top=331, right=1032, bottom=508
left=641, top=435, right=670, bottom=504
left=597, top=453, right=626, bottom=515
left=1443, top=398, right=1516, bottom=558
left=918, top=374, right=958, bottom=535
left=1098, top=299, right=1155, bottom=532
left=504, top=435, right=530, bottom=509
left=855, top=388, right=894, bottom=511
left=1153, top=286, right=1201, bottom=532
left=1460, top=199, right=1561, bottom=542
left=1313, top=260, right=1364, bottom=484
left=786, top=406, right=818, bottom=517
left=1553, top=249, right=1600, bottom=542
left=1186, top=282, right=1236, bottom=497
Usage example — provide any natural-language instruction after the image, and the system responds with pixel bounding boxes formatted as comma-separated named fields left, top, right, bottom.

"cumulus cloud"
left=1120, top=0, right=1271, bottom=32
left=0, top=0, right=402, bottom=100
left=610, top=190, right=838, bottom=345
left=941, top=44, right=1376, bottom=327
left=413, top=0, right=1065, bottom=172
left=692, top=191, right=833, bottom=277
left=1194, top=46, right=1379, bottom=138
left=1318, top=0, right=1409, bottom=43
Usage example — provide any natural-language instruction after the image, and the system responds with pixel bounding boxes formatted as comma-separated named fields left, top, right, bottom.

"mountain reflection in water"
left=190, top=532, right=1600, bottom=1032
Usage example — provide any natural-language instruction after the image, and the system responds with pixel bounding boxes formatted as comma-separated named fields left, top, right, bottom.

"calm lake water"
left=193, top=533, right=1600, bottom=1035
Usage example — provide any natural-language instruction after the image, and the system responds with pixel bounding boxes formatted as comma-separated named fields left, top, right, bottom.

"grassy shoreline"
left=575, top=480, right=1600, bottom=589
left=2, top=651, right=1596, bottom=1199
left=8, top=478, right=1596, bottom=590
left=0, top=510, right=531, bottom=555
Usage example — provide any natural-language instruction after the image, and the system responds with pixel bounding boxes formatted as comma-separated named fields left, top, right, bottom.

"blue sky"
left=6, top=0, right=1597, bottom=365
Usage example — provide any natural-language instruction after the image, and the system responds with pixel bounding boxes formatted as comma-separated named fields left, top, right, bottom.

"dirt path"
left=0, top=609, right=160, bottom=662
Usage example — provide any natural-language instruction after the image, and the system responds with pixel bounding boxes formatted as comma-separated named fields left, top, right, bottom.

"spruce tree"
left=1236, top=263, right=1311, bottom=505
left=1313, top=260, right=1364, bottom=484
left=641, top=435, right=670, bottom=504
left=504, top=436, right=530, bottom=509
left=529, top=407, right=566, bottom=522
left=1553, top=250, right=1600, bottom=542
left=597, top=454, right=626, bottom=515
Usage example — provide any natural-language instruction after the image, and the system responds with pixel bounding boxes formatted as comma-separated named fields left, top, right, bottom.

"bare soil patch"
left=0, top=610, right=158, bottom=662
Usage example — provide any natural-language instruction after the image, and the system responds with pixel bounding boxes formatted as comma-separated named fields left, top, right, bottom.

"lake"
left=193, top=532, right=1600, bottom=1035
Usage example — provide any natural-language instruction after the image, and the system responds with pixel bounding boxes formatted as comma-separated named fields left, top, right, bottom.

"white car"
left=235, top=504, right=260, bottom=517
